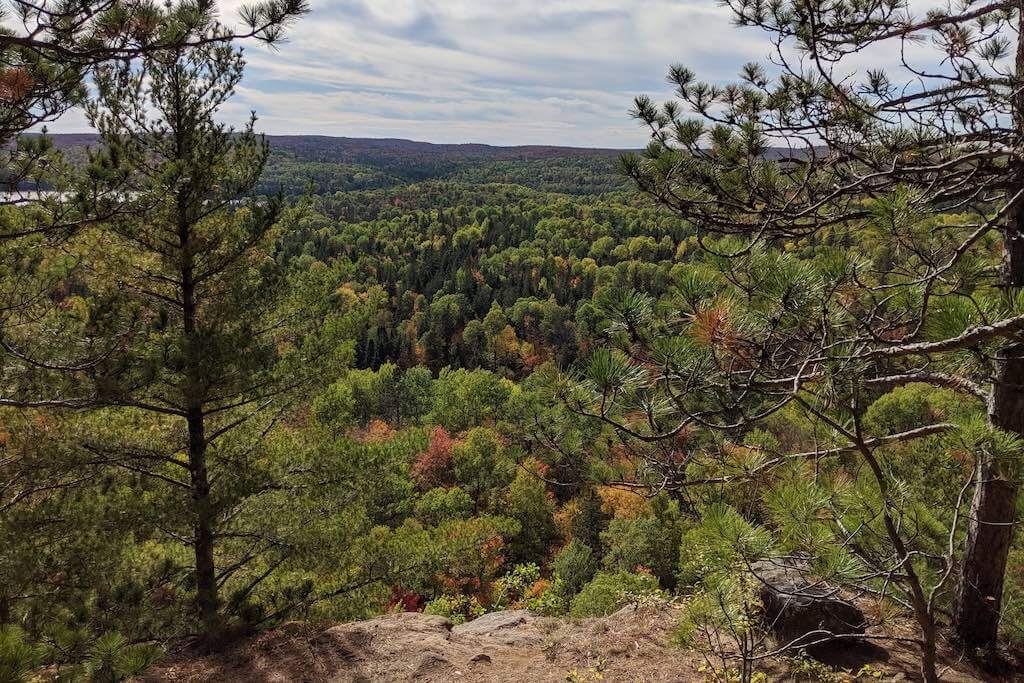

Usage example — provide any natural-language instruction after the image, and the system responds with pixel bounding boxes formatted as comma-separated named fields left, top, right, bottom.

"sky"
left=49, top=0, right=768, bottom=147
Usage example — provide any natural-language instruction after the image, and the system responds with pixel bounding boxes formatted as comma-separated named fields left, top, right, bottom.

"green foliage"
left=431, top=369, right=514, bottom=432
left=423, top=594, right=485, bottom=625
left=677, top=505, right=774, bottom=588
left=452, top=427, right=516, bottom=502
left=502, top=465, right=557, bottom=565
left=601, top=496, right=684, bottom=588
left=86, top=632, right=161, bottom=683
left=569, top=571, right=663, bottom=618
left=414, top=487, right=474, bottom=526
left=313, top=380, right=357, bottom=429
left=552, top=539, right=598, bottom=599
left=0, top=626, right=41, bottom=683
left=491, top=563, right=542, bottom=610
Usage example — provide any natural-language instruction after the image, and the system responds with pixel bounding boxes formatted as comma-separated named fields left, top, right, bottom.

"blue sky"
left=50, top=0, right=766, bottom=147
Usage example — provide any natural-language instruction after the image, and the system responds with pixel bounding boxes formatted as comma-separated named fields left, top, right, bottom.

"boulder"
left=451, top=609, right=532, bottom=637
left=751, top=559, right=866, bottom=651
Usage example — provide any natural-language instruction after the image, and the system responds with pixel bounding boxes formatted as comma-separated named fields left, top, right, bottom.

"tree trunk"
left=188, top=406, right=221, bottom=640
left=954, top=343, right=1024, bottom=648
left=953, top=9, right=1024, bottom=645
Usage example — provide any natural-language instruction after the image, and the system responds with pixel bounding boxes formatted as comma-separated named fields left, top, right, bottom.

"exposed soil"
left=137, top=607, right=1019, bottom=682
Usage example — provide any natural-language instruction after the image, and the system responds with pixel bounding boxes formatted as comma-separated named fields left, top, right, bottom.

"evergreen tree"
left=618, top=0, right=1024, bottom=659
left=60, top=38, right=318, bottom=638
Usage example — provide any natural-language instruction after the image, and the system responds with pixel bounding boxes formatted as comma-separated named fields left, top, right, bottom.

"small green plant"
left=86, top=632, right=161, bottom=683
left=491, top=563, right=542, bottom=610
left=570, top=571, right=663, bottom=617
left=528, top=578, right=568, bottom=616
left=423, top=594, right=485, bottom=625
left=553, top=539, right=598, bottom=598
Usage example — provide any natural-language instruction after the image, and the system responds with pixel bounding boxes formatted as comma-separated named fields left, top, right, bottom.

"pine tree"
left=619, top=0, right=1024, bottom=656
left=59, top=38, right=313, bottom=639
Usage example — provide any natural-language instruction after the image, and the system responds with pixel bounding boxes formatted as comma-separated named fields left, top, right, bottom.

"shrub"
left=490, top=563, right=542, bottom=609
left=601, top=514, right=681, bottom=589
left=569, top=571, right=663, bottom=618
left=552, top=539, right=597, bottom=598
left=413, top=486, right=473, bottom=527
left=423, top=594, right=485, bottom=625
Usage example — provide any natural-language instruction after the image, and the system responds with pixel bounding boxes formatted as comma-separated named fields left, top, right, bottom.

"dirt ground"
left=137, top=607, right=1020, bottom=682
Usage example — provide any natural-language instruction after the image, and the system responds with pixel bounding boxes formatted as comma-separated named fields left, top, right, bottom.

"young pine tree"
left=74, top=39, right=307, bottom=639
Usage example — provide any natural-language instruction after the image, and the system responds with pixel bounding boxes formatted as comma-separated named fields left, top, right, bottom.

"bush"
left=569, top=571, right=663, bottom=618
left=601, top=513, right=681, bottom=589
left=413, top=486, right=473, bottom=526
left=490, top=563, right=542, bottom=610
left=423, top=594, right=485, bottom=625
left=552, top=539, right=597, bottom=598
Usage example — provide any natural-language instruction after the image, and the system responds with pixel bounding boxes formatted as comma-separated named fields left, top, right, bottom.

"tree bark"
left=953, top=4, right=1024, bottom=648
left=954, top=343, right=1024, bottom=648
left=188, top=405, right=220, bottom=640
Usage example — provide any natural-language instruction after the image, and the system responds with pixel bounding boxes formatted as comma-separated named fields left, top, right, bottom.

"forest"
left=3, top=1, right=1024, bottom=682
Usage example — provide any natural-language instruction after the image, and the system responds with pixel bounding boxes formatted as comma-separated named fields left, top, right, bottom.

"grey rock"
left=751, top=559, right=866, bottom=650
left=451, top=610, right=532, bottom=637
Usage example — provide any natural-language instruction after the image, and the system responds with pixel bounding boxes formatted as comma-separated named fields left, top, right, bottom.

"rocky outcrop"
left=751, top=559, right=867, bottom=650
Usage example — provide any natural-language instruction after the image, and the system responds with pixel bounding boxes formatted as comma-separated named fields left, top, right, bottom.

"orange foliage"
left=597, top=485, right=647, bottom=519
left=0, top=68, right=33, bottom=102
left=362, top=419, right=396, bottom=443
left=411, top=426, right=455, bottom=489
left=690, top=304, right=734, bottom=348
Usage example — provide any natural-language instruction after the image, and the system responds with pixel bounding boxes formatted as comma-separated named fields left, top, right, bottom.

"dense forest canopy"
left=4, top=1, right=1024, bottom=682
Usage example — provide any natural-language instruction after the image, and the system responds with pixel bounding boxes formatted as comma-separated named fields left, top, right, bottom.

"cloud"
left=48, top=0, right=769, bottom=146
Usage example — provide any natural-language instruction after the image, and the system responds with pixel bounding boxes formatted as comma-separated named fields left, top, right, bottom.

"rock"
left=610, top=604, right=637, bottom=618
left=751, top=559, right=866, bottom=651
left=410, top=650, right=452, bottom=679
left=469, top=653, right=492, bottom=664
left=451, top=610, right=532, bottom=637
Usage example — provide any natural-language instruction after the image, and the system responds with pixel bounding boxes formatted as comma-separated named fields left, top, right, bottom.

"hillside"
left=37, top=133, right=631, bottom=195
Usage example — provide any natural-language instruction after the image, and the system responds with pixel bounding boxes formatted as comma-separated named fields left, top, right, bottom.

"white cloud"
left=44, top=1, right=771, bottom=146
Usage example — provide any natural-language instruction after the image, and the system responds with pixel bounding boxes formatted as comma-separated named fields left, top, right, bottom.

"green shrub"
left=423, top=594, right=485, bottom=625
left=491, top=563, right=541, bottom=610
left=86, top=632, right=161, bottom=683
left=601, top=514, right=680, bottom=589
left=569, top=571, right=663, bottom=618
left=528, top=578, right=569, bottom=616
left=552, top=539, right=597, bottom=598
left=413, top=487, right=473, bottom=526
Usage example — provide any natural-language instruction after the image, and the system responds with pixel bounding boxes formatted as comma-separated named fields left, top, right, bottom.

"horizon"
left=38, top=131, right=636, bottom=151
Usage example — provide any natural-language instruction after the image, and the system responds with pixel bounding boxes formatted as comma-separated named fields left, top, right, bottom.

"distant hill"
left=38, top=133, right=632, bottom=195
left=40, top=133, right=626, bottom=162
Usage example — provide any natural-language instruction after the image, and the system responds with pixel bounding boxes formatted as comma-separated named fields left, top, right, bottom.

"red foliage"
left=386, top=586, right=425, bottom=612
left=411, top=426, right=455, bottom=489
